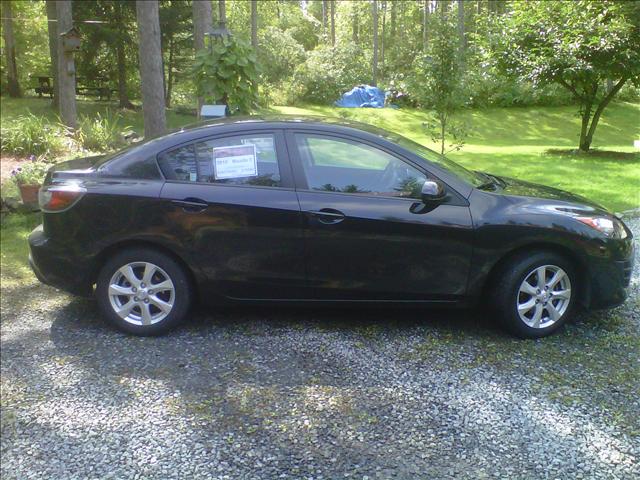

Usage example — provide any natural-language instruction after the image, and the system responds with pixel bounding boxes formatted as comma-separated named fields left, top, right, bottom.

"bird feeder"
left=205, top=21, right=231, bottom=50
left=61, top=27, right=82, bottom=53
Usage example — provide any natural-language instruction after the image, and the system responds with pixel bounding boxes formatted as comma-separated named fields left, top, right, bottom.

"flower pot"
left=18, top=183, right=41, bottom=208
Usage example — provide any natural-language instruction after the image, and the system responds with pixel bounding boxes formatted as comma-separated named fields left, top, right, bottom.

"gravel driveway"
left=2, top=215, right=639, bottom=480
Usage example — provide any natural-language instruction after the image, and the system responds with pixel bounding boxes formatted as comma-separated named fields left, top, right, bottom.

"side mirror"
left=421, top=179, right=446, bottom=203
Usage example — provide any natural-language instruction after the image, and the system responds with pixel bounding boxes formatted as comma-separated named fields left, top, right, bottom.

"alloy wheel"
left=108, top=261, right=175, bottom=326
left=516, top=264, right=571, bottom=329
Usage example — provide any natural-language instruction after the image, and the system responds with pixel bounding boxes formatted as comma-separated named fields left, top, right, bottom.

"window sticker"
left=241, top=136, right=273, bottom=153
left=212, top=144, right=257, bottom=179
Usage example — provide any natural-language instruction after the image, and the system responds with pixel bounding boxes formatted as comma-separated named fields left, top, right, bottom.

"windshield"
left=390, top=135, right=485, bottom=187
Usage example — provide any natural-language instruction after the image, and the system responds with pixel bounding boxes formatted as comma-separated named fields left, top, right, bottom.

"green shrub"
left=192, top=36, right=259, bottom=114
left=291, top=44, right=371, bottom=104
left=76, top=111, right=130, bottom=152
left=259, top=27, right=306, bottom=87
left=0, top=113, right=69, bottom=158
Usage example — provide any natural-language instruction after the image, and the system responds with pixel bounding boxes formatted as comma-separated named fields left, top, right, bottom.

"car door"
left=286, top=130, right=474, bottom=302
left=158, top=129, right=307, bottom=300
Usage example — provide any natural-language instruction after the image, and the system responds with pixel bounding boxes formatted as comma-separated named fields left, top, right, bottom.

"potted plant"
left=10, top=158, right=50, bottom=208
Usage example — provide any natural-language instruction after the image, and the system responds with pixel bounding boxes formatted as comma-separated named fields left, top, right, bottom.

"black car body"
left=29, top=116, right=634, bottom=337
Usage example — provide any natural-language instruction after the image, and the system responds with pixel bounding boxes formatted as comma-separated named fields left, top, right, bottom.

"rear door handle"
left=171, top=198, right=208, bottom=212
left=306, top=208, right=346, bottom=224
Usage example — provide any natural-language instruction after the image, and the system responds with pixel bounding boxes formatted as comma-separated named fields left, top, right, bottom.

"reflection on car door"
left=158, top=130, right=307, bottom=300
left=287, top=130, right=474, bottom=302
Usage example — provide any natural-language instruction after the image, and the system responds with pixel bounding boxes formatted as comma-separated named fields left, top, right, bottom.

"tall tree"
left=56, top=0, right=77, bottom=129
left=136, top=0, right=166, bottom=138
left=193, top=0, right=213, bottom=116
left=113, top=1, right=136, bottom=109
left=457, top=0, right=465, bottom=65
left=218, top=0, right=226, bottom=25
left=322, top=0, right=328, bottom=39
left=251, top=0, right=258, bottom=49
left=417, top=5, right=465, bottom=154
left=330, top=0, right=335, bottom=46
left=500, top=0, right=640, bottom=152
left=2, top=1, right=22, bottom=97
left=380, top=1, right=386, bottom=74
left=372, top=0, right=378, bottom=86
left=390, top=0, right=397, bottom=39
left=351, top=2, right=359, bottom=44
left=423, top=0, right=429, bottom=51
left=45, top=0, right=58, bottom=107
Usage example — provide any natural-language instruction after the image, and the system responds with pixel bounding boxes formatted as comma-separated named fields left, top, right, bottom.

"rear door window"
left=158, top=133, right=281, bottom=187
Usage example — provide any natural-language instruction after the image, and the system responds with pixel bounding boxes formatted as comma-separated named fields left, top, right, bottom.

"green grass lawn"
left=2, top=97, right=638, bottom=211
left=272, top=102, right=640, bottom=212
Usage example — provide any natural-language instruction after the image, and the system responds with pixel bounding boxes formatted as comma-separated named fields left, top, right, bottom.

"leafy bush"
left=291, top=44, right=371, bottom=104
left=192, top=36, right=259, bottom=114
left=10, top=158, right=50, bottom=186
left=259, top=27, right=306, bottom=87
left=0, top=113, right=69, bottom=158
left=76, top=112, right=130, bottom=152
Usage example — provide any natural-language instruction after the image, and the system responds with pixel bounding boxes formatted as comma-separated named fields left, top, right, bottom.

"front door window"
left=295, top=134, right=426, bottom=198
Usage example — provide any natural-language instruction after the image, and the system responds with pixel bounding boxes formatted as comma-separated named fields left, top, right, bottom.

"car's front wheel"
left=96, top=248, right=192, bottom=335
left=492, top=251, right=577, bottom=338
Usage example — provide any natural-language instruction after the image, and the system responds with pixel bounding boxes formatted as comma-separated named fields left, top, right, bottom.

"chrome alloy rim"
left=516, top=265, right=571, bottom=329
left=108, top=262, right=175, bottom=326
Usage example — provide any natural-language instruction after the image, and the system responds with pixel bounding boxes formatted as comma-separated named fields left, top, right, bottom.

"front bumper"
left=28, top=225, right=93, bottom=296
left=586, top=239, right=635, bottom=309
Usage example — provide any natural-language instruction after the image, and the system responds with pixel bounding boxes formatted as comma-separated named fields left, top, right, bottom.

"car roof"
left=175, top=114, right=396, bottom=140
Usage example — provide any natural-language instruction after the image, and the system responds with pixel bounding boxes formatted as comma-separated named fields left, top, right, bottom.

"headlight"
left=576, top=216, right=628, bottom=238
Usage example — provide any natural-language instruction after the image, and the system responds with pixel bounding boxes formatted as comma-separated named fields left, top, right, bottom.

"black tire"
left=96, top=248, right=192, bottom=336
left=491, top=250, right=578, bottom=339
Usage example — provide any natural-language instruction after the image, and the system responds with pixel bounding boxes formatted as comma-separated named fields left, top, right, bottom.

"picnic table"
left=31, top=75, right=116, bottom=101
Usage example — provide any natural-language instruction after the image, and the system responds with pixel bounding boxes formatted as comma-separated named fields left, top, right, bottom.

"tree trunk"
left=251, top=0, right=258, bottom=49
left=322, top=0, right=328, bottom=39
left=423, top=0, right=429, bottom=52
left=457, top=0, right=465, bottom=67
left=136, top=0, right=166, bottom=138
left=56, top=0, right=77, bottom=129
left=390, top=0, right=396, bottom=39
left=165, top=38, right=174, bottom=108
left=578, top=100, right=593, bottom=152
left=580, top=78, right=628, bottom=152
left=218, top=0, right=226, bottom=26
left=352, top=2, right=359, bottom=44
left=330, top=0, right=335, bottom=46
left=2, top=1, right=21, bottom=98
left=372, top=0, right=378, bottom=86
left=193, top=0, right=213, bottom=117
left=45, top=0, right=59, bottom=107
left=114, top=2, right=135, bottom=110
left=380, top=1, right=386, bottom=75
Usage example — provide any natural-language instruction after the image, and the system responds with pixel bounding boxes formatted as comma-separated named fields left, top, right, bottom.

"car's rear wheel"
left=96, top=248, right=192, bottom=335
left=492, top=251, right=577, bottom=338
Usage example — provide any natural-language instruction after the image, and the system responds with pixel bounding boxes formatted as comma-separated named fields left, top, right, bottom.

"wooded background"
left=1, top=0, right=639, bottom=147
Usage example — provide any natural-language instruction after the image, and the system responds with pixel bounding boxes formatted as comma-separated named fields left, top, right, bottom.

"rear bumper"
left=28, top=225, right=93, bottom=296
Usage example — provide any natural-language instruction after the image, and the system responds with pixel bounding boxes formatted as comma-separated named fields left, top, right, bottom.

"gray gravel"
left=2, top=215, right=639, bottom=479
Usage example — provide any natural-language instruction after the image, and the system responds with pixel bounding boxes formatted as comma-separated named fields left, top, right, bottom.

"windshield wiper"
left=475, top=171, right=498, bottom=190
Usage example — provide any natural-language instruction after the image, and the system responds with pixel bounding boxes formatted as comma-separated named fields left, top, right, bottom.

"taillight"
left=38, top=185, right=86, bottom=212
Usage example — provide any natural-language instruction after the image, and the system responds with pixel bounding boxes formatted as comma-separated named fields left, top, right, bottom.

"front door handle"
left=306, top=208, right=346, bottom=224
left=171, top=198, right=208, bottom=212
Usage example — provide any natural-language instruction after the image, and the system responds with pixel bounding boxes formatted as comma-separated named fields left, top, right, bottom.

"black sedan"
left=29, top=115, right=634, bottom=338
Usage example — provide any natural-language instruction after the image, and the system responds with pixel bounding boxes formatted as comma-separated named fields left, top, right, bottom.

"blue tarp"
left=335, top=85, right=386, bottom=108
